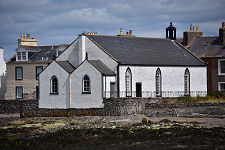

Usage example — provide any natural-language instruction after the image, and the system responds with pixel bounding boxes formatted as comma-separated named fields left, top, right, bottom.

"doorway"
left=110, top=82, right=116, bottom=98
left=136, top=82, right=142, bottom=97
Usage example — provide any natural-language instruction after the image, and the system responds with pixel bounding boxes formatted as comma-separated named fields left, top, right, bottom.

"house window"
left=184, top=68, right=190, bottom=96
left=22, top=52, right=26, bottom=60
left=15, top=67, right=23, bottom=80
left=16, top=86, right=23, bottom=99
left=36, top=66, right=43, bottom=80
left=156, top=67, right=162, bottom=97
left=83, top=75, right=91, bottom=93
left=17, top=52, right=21, bottom=60
left=16, top=51, right=27, bottom=61
left=218, top=59, right=225, bottom=75
left=125, top=67, right=132, bottom=97
left=50, top=76, right=58, bottom=94
left=218, top=82, right=225, bottom=92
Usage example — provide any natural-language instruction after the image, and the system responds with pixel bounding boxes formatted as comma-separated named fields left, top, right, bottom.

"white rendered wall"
left=0, top=48, right=6, bottom=76
left=56, top=38, right=80, bottom=68
left=0, top=47, right=6, bottom=99
left=85, top=37, right=118, bottom=72
left=71, top=60, right=103, bottom=108
left=119, top=66, right=207, bottom=97
left=103, top=76, right=116, bottom=98
left=39, top=61, right=70, bottom=108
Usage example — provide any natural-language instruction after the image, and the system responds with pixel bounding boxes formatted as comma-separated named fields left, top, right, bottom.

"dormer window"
left=16, top=51, right=27, bottom=61
left=22, top=52, right=26, bottom=60
left=17, top=52, right=21, bottom=60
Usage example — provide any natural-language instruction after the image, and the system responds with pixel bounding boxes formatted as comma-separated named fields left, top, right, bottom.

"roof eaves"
left=174, top=40, right=206, bottom=65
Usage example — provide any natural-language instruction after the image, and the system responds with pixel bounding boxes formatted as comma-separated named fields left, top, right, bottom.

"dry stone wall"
left=1, top=98, right=225, bottom=118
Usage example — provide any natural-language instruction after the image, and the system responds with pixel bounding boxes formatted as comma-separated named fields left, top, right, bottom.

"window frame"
left=184, top=68, right=190, bottom=96
left=15, top=67, right=23, bottom=80
left=218, top=82, right=225, bottom=92
left=82, top=74, right=91, bottom=94
left=50, top=76, right=58, bottom=94
left=36, top=66, right=43, bottom=80
left=155, top=67, right=162, bottom=97
left=17, top=52, right=21, bottom=61
left=218, top=59, right=225, bottom=75
left=16, top=86, right=23, bottom=99
left=16, top=51, right=28, bottom=61
left=125, top=67, right=132, bottom=97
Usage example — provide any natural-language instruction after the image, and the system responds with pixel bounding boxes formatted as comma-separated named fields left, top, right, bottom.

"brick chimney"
left=219, top=21, right=225, bottom=45
left=183, top=24, right=202, bottom=46
left=18, top=34, right=37, bottom=47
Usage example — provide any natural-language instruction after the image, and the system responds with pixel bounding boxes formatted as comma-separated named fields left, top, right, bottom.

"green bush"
left=208, top=91, right=224, bottom=98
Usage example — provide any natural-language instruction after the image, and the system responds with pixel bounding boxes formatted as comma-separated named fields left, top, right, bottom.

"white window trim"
left=16, top=51, right=28, bottom=61
left=218, top=59, right=225, bottom=75
left=218, top=82, right=225, bottom=91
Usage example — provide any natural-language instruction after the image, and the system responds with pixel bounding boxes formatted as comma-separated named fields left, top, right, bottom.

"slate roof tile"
left=87, top=35, right=205, bottom=66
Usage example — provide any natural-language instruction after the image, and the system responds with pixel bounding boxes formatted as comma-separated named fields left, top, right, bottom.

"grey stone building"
left=5, top=34, right=70, bottom=100
left=187, top=22, right=225, bottom=92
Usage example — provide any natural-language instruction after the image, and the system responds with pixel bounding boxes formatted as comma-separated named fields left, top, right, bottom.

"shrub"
left=208, top=91, right=224, bottom=99
left=142, top=117, right=148, bottom=124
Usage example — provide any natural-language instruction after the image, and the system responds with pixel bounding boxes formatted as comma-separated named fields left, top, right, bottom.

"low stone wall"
left=103, top=98, right=149, bottom=115
left=1, top=98, right=225, bottom=118
left=145, top=102, right=225, bottom=117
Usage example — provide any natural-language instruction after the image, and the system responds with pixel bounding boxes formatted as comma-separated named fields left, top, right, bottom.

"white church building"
left=39, top=29, right=207, bottom=109
left=0, top=46, right=6, bottom=100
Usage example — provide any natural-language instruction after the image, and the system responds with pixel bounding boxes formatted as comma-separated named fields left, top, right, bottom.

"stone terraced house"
left=5, top=34, right=70, bottom=100
left=39, top=26, right=207, bottom=109
left=187, top=22, right=225, bottom=93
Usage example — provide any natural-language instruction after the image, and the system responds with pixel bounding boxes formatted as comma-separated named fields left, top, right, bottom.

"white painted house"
left=0, top=46, right=6, bottom=99
left=39, top=32, right=207, bottom=109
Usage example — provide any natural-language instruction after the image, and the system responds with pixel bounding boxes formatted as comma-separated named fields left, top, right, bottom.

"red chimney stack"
left=129, top=30, right=132, bottom=35
left=222, top=22, right=225, bottom=28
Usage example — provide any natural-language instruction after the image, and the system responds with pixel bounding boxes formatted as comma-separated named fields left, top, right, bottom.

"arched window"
left=83, top=75, right=91, bottom=93
left=125, top=68, right=132, bottom=97
left=50, top=76, right=58, bottom=94
left=156, top=68, right=162, bottom=97
left=184, top=68, right=190, bottom=96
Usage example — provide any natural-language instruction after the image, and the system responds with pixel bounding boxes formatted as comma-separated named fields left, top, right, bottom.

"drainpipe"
left=210, top=58, right=212, bottom=91
left=69, top=74, right=71, bottom=108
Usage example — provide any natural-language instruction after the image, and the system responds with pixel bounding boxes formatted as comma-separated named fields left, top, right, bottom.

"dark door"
left=36, top=86, right=39, bottom=99
left=136, top=82, right=142, bottom=97
left=110, top=82, right=116, bottom=98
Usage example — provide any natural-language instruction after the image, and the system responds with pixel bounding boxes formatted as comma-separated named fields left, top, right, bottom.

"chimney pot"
left=190, top=24, right=193, bottom=31
left=129, top=30, right=132, bottom=35
left=222, top=22, right=225, bottom=28
left=196, top=25, right=199, bottom=32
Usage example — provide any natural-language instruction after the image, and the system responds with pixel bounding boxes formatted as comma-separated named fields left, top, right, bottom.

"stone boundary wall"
left=1, top=98, right=225, bottom=117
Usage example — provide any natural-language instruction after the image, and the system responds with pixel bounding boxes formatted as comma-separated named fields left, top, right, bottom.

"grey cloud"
left=0, top=0, right=224, bottom=61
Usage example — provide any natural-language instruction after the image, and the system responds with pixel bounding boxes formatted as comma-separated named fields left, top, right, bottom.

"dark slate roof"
left=29, top=49, right=55, bottom=62
left=87, top=35, right=205, bottom=66
left=188, top=37, right=225, bottom=58
left=89, top=60, right=115, bottom=76
left=8, top=45, right=62, bottom=63
left=21, top=45, right=59, bottom=52
left=56, top=61, right=75, bottom=73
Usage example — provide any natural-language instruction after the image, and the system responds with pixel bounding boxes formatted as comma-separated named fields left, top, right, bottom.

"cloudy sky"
left=0, top=0, right=225, bottom=61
